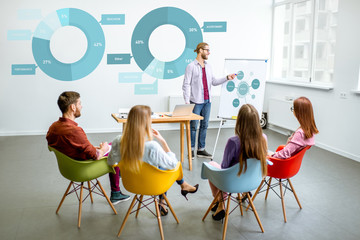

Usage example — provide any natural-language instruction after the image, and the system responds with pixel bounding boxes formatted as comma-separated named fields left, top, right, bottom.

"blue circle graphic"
left=233, top=99, right=240, bottom=108
left=226, top=81, right=235, bottom=92
left=237, top=71, right=244, bottom=80
left=237, top=82, right=249, bottom=97
left=252, top=79, right=260, bottom=89
left=131, top=7, right=203, bottom=79
left=32, top=8, right=105, bottom=81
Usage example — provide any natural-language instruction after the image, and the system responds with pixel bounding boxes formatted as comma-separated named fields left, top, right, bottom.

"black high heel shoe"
left=211, top=202, right=219, bottom=212
left=181, top=184, right=199, bottom=200
left=212, top=209, right=225, bottom=221
left=158, top=204, right=168, bottom=216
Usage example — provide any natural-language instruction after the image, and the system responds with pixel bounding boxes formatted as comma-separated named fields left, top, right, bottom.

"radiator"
left=268, top=98, right=298, bottom=131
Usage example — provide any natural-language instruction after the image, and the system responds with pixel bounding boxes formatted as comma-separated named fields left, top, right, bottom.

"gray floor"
left=1, top=128, right=360, bottom=240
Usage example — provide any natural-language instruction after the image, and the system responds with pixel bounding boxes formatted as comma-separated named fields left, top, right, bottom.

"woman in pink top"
left=271, top=97, right=319, bottom=159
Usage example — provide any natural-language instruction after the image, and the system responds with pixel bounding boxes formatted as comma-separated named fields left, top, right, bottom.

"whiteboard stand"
left=211, top=118, right=232, bottom=161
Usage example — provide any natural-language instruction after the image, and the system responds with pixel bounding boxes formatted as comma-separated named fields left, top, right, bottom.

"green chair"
left=48, top=146, right=117, bottom=228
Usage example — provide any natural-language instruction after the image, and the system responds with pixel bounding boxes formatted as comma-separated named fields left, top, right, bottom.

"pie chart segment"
left=32, top=8, right=105, bottom=81
left=131, top=7, right=202, bottom=79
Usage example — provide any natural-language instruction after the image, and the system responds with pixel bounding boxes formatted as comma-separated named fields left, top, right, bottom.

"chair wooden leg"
left=118, top=195, right=138, bottom=237
left=162, top=194, right=179, bottom=223
left=88, top=181, right=94, bottom=203
left=185, top=121, right=192, bottom=171
left=222, top=193, right=232, bottom=240
left=237, top=193, right=243, bottom=216
left=56, top=181, right=73, bottom=214
left=180, top=122, right=184, bottom=163
left=287, top=178, right=302, bottom=209
left=247, top=192, right=264, bottom=233
left=279, top=179, right=287, bottom=222
left=202, top=191, right=221, bottom=221
left=246, top=179, right=265, bottom=211
left=135, top=195, right=144, bottom=218
left=97, top=180, right=117, bottom=214
left=155, top=199, right=165, bottom=240
left=265, top=177, right=272, bottom=200
left=78, top=182, right=84, bottom=228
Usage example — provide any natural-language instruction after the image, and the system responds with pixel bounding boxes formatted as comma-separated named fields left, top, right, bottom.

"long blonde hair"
left=235, top=104, right=267, bottom=177
left=120, top=105, right=152, bottom=172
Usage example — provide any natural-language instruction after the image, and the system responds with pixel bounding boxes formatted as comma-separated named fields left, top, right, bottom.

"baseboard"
left=315, top=142, right=360, bottom=163
left=268, top=124, right=360, bottom=163
left=0, top=120, right=236, bottom=137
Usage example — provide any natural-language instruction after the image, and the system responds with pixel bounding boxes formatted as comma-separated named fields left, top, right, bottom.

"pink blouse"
left=272, top=128, right=314, bottom=159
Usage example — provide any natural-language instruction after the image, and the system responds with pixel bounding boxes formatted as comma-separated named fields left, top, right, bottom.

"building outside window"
left=271, top=0, right=338, bottom=84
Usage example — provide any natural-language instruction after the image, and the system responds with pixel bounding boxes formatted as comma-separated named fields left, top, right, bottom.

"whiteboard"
left=218, top=59, right=267, bottom=119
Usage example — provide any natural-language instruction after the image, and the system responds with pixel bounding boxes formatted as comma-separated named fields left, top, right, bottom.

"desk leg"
left=185, top=121, right=192, bottom=171
left=180, top=123, right=184, bottom=163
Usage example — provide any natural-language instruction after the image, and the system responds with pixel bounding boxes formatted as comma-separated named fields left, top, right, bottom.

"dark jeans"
left=190, top=99, right=211, bottom=150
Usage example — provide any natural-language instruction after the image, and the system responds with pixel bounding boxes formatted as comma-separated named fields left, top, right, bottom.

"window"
left=271, top=0, right=338, bottom=84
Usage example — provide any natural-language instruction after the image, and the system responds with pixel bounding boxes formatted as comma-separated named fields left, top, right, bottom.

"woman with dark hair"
left=270, top=96, right=319, bottom=159
left=208, top=104, right=268, bottom=221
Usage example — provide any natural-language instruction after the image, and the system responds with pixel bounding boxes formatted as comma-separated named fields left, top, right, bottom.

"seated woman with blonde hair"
left=108, top=105, right=198, bottom=216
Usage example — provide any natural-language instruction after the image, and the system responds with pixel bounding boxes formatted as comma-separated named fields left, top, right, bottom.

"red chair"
left=250, top=145, right=311, bottom=222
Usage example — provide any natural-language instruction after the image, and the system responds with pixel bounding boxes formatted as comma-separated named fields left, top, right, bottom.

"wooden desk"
left=111, top=112, right=203, bottom=171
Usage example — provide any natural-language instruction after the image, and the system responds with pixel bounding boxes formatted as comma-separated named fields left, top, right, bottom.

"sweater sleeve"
left=221, top=138, right=237, bottom=169
left=107, top=135, right=121, bottom=166
left=182, top=64, right=193, bottom=104
left=146, top=141, right=178, bottom=170
left=272, top=130, right=305, bottom=159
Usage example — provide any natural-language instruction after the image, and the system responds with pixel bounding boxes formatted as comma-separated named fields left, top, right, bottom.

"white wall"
left=0, top=0, right=272, bottom=135
left=263, top=0, right=360, bottom=162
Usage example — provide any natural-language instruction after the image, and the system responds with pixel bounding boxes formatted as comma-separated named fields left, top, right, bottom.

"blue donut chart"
left=32, top=8, right=105, bottom=81
left=131, top=7, right=203, bottom=79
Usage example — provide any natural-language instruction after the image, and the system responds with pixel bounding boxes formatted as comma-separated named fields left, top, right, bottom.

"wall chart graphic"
left=131, top=7, right=203, bottom=79
left=32, top=8, right=105, bottom=81
left=9, top=6, right=226, bottom=93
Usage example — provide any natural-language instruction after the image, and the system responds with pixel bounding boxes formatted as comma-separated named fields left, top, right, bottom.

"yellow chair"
left=48, top=146, right=117, bottom=228
left=117, top=161, right=183, bottom=240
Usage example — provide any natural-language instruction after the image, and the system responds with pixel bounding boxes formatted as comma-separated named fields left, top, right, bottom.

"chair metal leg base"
left=117, top=194, right=178, bottom=239
left=56, top=179, right=117, bottom=228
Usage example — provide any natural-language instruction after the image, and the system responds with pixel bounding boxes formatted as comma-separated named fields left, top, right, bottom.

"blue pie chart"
left=32, top=8, right=105, bottom=81
left=131, top=7, right=203, bottom=79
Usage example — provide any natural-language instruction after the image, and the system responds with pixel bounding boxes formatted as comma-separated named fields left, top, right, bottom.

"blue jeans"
left=190, top=100, right=211, bottom=150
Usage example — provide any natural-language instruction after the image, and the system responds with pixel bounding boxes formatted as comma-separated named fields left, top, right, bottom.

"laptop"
left=166, top=104, right=195, bottom=117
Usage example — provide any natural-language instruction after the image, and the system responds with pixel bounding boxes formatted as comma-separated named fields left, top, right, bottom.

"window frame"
left=270, top=0, right=336, bottom=87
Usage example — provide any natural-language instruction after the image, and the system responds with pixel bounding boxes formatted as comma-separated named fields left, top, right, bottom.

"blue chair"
left=201, top=159, right=264, bottom=240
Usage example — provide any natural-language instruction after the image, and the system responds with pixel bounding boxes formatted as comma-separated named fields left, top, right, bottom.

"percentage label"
left=167, top=70, right=174, bottom=73
left=189, top=28, right=197, bottom=32
left=185, top=59, right=192, bottom=63
left=156, top=68, right=163, bottom=72
left=93, top=42, right=103, bottom=47
left=43, top=60, right=52, bottom=64
left=135, top=40, right=144, bottom=44
left=61, top=14, right=68, bottom=18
